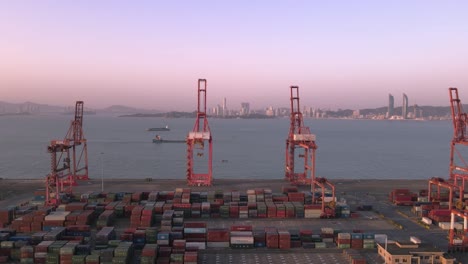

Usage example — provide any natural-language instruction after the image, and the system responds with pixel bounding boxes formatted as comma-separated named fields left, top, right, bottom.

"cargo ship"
left=147, top=125, right=170, bottom=131
left=152, top=135, right=185, bottom=143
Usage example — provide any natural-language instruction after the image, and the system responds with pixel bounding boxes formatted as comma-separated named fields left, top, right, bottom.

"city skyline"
left=1, top=1, right=468, bottom=110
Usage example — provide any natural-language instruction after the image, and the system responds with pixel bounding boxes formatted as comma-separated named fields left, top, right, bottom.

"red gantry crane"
left=284, top=86, right=335, bottom=216
left=45, top=101, right=89, bottom=205
left=449, top=87, right=468, bottom=193
left=186, top=79, right=213, bottom=186
left=285, top=86, right=317, bottom=185
left=447, top=88, right=468, bottom=251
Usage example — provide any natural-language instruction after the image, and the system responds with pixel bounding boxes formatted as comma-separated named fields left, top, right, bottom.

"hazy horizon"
left=2, top=1, right=468, bottom=111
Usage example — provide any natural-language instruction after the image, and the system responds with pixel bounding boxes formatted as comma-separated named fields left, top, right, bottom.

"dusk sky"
left=1, top=1, right=468, bottom=111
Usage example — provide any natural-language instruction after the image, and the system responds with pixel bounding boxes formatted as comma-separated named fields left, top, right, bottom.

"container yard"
left=0, top=177, right=463, bottom=263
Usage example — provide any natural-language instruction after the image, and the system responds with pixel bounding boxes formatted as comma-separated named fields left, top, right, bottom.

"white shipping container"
left=230, top=231, right=253, bottom=237
left=337, top=233, right=351, bottom=239
left=321, top=227, right=334, bottom=234
left=374, top=234, right=388, bottom=244
left=438, top=222, right=451, bottom=230
left=410, top=236, right=421, bottom=244
left=44, top=211, right=70, bottom=221
left=230, top=236, right=254, bottom=244
left=186, top=242, right=206, bottom=250
left=422, top=217, right=432, bottom=225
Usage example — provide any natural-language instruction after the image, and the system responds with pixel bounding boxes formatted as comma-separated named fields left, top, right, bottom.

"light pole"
left=100, top=152, right=104, bottom=192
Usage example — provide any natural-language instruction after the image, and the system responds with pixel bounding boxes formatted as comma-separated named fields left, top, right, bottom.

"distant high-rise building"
left=387, top=94, right=394, bottom=118
left=241, top=102, right=250, bottom=116
left=266, top=106, right=275, bottom=116
left=222, top=98, right=227, bottom=117
left=402, top=93, right=408, bottom=119
left=353, top=109, right=360, bottom=118
left=413, top=104, right=423, bottom=119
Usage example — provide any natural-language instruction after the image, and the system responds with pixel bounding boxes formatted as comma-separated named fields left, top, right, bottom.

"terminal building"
left=377, top=241, right=455, bottom=264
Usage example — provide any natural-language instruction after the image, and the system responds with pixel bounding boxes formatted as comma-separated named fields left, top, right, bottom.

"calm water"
left=0, top=115, right=454, bottom=180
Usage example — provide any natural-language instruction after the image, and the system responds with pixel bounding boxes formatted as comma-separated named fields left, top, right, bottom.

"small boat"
left=147, top=125, right=170, bottom=131
left=153, top=135, right=185, bottom=143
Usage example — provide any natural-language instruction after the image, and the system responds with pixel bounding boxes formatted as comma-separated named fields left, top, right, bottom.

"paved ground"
left=199, top=249, right=383, bottom=264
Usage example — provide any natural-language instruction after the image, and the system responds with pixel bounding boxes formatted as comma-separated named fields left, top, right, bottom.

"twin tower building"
left=387, top=93, right=411, bottom=119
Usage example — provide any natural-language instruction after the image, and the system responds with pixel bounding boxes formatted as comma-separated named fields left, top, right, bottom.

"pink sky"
left=1, top=1, right=468, bottom=111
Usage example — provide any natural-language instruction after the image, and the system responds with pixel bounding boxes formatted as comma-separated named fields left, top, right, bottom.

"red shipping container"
left=266, top=232, right=279, bottom=248
left=184, top=252, right=198, bottom=262
left=231, top=225, right=252, bottom=231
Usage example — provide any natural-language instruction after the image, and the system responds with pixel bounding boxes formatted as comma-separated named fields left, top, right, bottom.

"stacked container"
left=253, top=230, right=266, bottom=247
left=95, top=227, right=115, bottom=247
left=96, top=210, right=115, bottom=229
left=230, top=226, right=254, bottom=249
left=19, top=245, right=34, bottom=264
left=206, top=228, right=229, bottom=248
left=141, top=243, right=158, bottom=264
left=184, top=222, right=206, bottom=249
left=59, top=241, right=78, bottom=263
left=362, top=233, right=375, bottom=249
left=304, top=205, right=322, bottom=218
left=140, top=205, right=154, bottom=228
left=390, top=189, right=414, bottom=205
left=161, top=210, right=174, bottom=232
left=0, top=208, right=14, bottom=228
left=113, top=242, right=133, bottom=264
left=265, top=227, right=278, bottom=249
left=337, top=233, right=351, bottom=249
left=343, top=249, right=367, bottom=264
left=278, top=230, right=291, bottom=249
left=351, top=233, right=363, bottom=249
left=321, top=227, right=334, bottom=243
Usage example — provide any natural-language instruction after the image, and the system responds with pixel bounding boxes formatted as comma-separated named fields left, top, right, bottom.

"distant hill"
left=101, top=105, right=160, bottom=114
left=0, top=101, right=63, bottom=114
left=120, top=111, right=196, bottom=118
left=0, top=101, right=161, bottom=115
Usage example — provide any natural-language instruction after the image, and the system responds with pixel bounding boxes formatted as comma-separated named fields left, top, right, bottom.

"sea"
left=0, top=114, right=456, bottom=180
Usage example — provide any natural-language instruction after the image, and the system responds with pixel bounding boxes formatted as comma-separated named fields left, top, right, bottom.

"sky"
left=1, top=1, right=468, bottom=111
